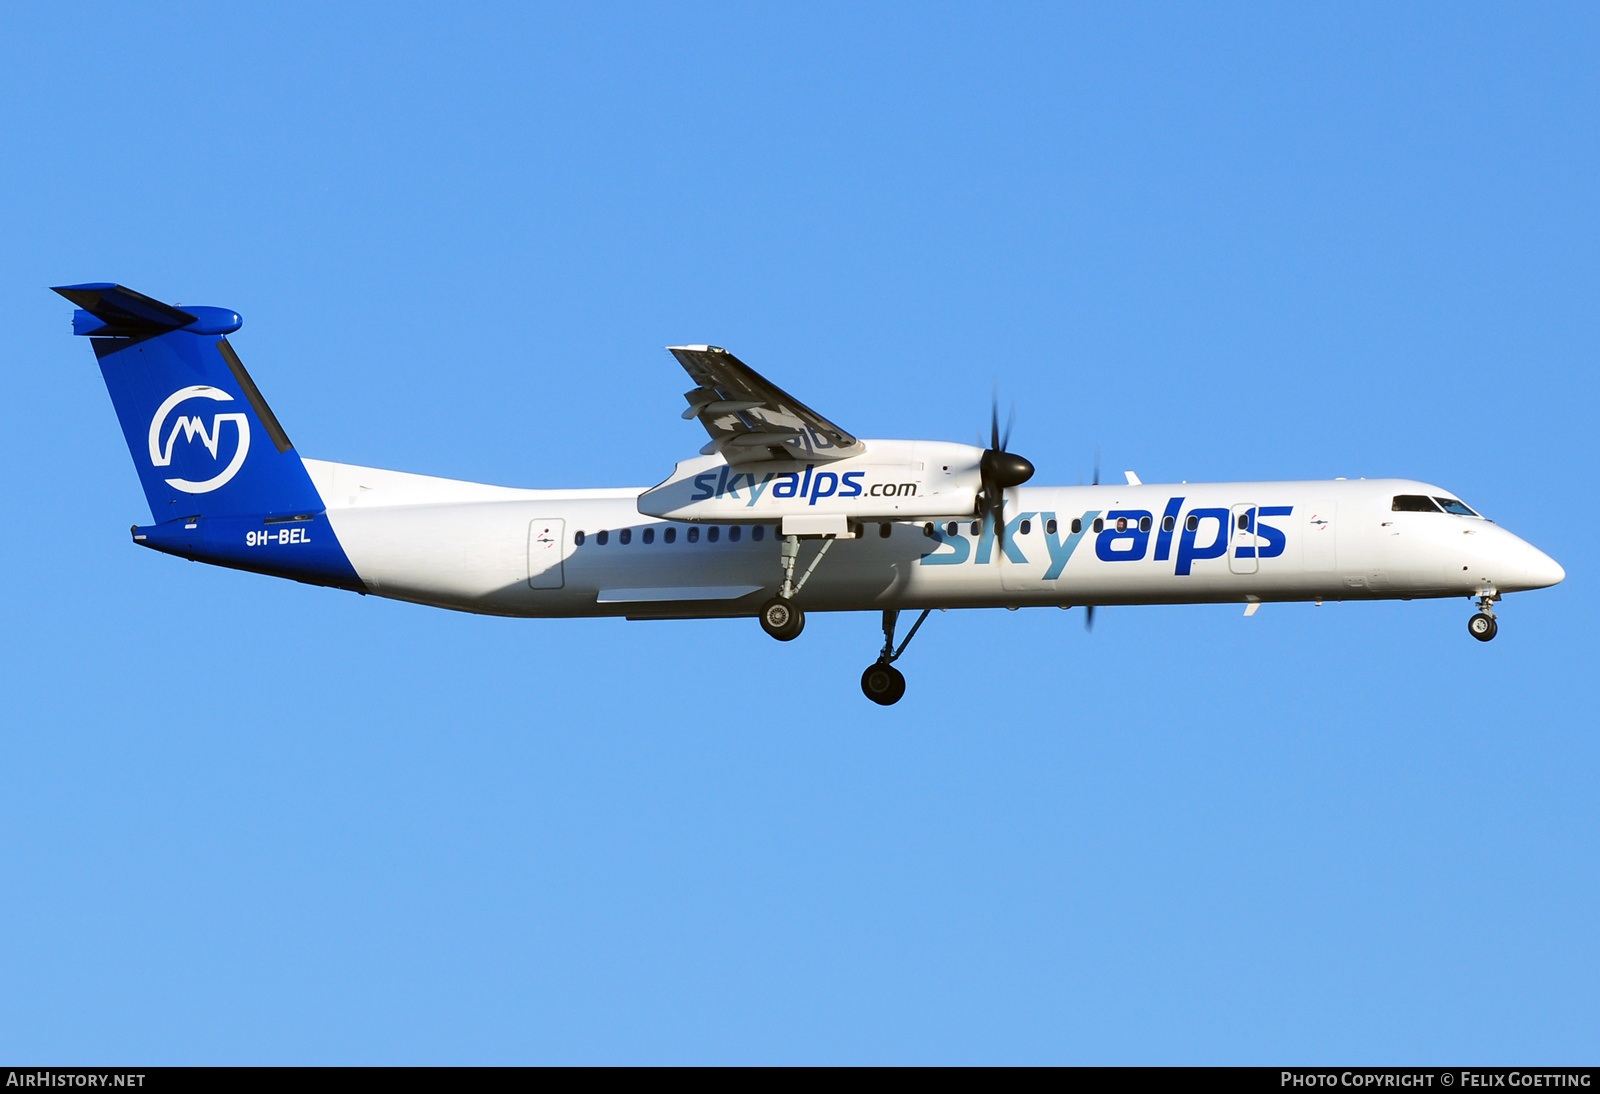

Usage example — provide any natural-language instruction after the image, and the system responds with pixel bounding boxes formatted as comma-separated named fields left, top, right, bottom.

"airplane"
left=55, top=283, right=1566, bottom=705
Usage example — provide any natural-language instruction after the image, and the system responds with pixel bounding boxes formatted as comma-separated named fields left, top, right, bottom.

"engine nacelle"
left=637, top=439, right=983, bottom=525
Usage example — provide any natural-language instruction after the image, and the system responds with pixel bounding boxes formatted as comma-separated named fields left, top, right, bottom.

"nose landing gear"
left=861, top=608, right=933, bottom=705
left=1468, top=590, right=1499, bottom=642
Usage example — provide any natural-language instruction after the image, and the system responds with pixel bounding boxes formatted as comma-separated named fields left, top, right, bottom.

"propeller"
left=977, top=393, right=1035, bottom=553
left=1085, top=447, right=1100, bottom=629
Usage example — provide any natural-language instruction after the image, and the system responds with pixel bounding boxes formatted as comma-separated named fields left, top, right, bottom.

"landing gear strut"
left=861, top=608, right=932, bottom=706
left=1468, top=591, right=1499, bottom=642
left=758, top=534, right=839, bottom=642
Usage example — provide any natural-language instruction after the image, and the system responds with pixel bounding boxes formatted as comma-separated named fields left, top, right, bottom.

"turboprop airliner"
left=57, top=283, right=1565, bottom=705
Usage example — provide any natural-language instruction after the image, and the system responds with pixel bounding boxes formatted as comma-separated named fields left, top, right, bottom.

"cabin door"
left=1303, top=502, right=1337, bottom=572
left=1229, top=504, right=1258, bottom=574
left=528, top=519, right=566, bottom=589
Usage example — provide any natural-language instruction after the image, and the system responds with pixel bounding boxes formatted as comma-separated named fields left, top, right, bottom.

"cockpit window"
left=1392, top=495, right=1442, bottom=513
left=1434, top=497, right=1480, bottom=517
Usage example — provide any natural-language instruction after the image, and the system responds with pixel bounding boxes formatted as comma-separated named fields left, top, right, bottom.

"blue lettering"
left=840, top=471, right=864, bottom=497
left=772, top=473, right=799, bottom=499
left=714, top=465, right=731, bottom=499
left=1254, top=505, right=1292, bottom=559
left=1175, top=508, right=1229, bottom=575
left=975, top=511, right=1032, bottom=564
left=1042, top=510, right=1099, bottom=580
left=809, top=471, right=839, bottom=504
left=746, top=472, right=775, bottom=506
left=1096, top=509, right=1152, bottom=562
left=1154, top=496, right=1184, bottom=561
left=919, top=526, right=971, bottom=565
left=690, top=472, right=717, bottom=502
left=799, top=465, right=813, bottom=498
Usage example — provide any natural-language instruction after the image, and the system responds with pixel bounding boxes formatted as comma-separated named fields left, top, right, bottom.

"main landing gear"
left=754, top=532, right=933, bottom=704
left=759, top=596, right=804, bottom=641
left=758, top=533, right=841, bottom=642
left=1468, top=591, right=1499, bottom=642
left=861, top=608, right=932, bottom=706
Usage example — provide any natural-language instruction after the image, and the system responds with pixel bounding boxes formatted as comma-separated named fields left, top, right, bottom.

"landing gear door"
left=528, top=519, right=566, bottom=589
left=1229, top=504, right=1258, bottom=574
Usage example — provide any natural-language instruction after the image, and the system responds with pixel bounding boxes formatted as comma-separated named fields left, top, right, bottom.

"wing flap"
left=668, top=345, right=863, bottom=464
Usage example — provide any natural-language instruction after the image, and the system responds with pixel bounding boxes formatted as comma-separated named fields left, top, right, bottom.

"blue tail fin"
left=56, top=283, right=361, bottom=592
left=55, top=283, right=325, bottom=521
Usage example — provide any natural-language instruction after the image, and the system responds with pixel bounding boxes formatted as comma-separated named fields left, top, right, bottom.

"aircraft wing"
left=669, top=345, right=864, bottom=464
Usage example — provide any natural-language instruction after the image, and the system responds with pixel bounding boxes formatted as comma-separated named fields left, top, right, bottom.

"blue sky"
left=1, top=3, right=1595, bottom=1063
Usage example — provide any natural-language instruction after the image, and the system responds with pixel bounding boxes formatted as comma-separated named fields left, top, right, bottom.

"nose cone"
left=1521, top=546, right=1566, bottom=589
left=1495, top=532, right=1566, bottom=592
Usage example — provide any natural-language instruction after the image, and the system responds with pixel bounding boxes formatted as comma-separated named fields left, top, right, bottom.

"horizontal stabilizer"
left=53, top=283, right=197, bottom=335
left=53, top=283, right=243, bottom=337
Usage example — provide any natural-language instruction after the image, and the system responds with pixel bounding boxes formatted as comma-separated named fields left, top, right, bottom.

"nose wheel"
left=1468, top=591, right=1499, bottom=642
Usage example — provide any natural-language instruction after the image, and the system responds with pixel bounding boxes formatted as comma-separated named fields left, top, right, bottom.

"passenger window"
left=620, top=528, right=632, bottom=544
left=1236, top=514, right=1248, bottom=530
left=1163, top=515, right=1174, bottom=532
left=1392, top=495, right=1442, bottom=513
left=1185, top=515, right=1198, bottom=532
left=752, top=526, right=765, bottom=541
left=687, top=527, right=699, bottom=543
left=1093, top=518, right=1104, bottom=533
left=1070, top=518, right=1082, bottom=534
left=971, top=521, right=981, bottom=536
left=574, top=530, right=586, bottom=546
left=728, top=526, right=741, bottom=542
left=596, top=530, right=609, bottom=545
left=1019, top=519, right=1031, bottom=535
left=707, top=527, right=719, bottom=543
left=1434, top=498, right=1480, bottom=517
left=1115, top=517, right=1127, bottom=533
left=643, top=528, right=654, bottom=544
left=664, top=527, right=677, bottom=544
left=946, top=521, right=959, bottom=537
left=1139, top=516, right=1151, bottom=532
left=879, top=523, right=892, bottom=538
left=1046, top=518, right=1058, bottom=535
left=925, top=523, right=936, bottom=538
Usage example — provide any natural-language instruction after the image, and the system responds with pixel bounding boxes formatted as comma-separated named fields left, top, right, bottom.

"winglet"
left=1124, top=471, right=1142, bottom=485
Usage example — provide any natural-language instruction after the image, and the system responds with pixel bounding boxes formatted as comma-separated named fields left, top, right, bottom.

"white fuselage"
left=302, top=457, right=1564, bottom=619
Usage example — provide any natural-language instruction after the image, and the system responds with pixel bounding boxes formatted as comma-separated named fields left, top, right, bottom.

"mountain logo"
left=147, top=385, right=251, bottom=494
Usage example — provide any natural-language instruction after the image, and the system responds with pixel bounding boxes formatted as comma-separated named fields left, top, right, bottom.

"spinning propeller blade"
left=978, top=392, right=1034, bottom=553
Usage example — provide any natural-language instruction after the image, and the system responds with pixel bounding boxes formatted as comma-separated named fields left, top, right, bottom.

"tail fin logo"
left=147, top=386, right=251, bottom=493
